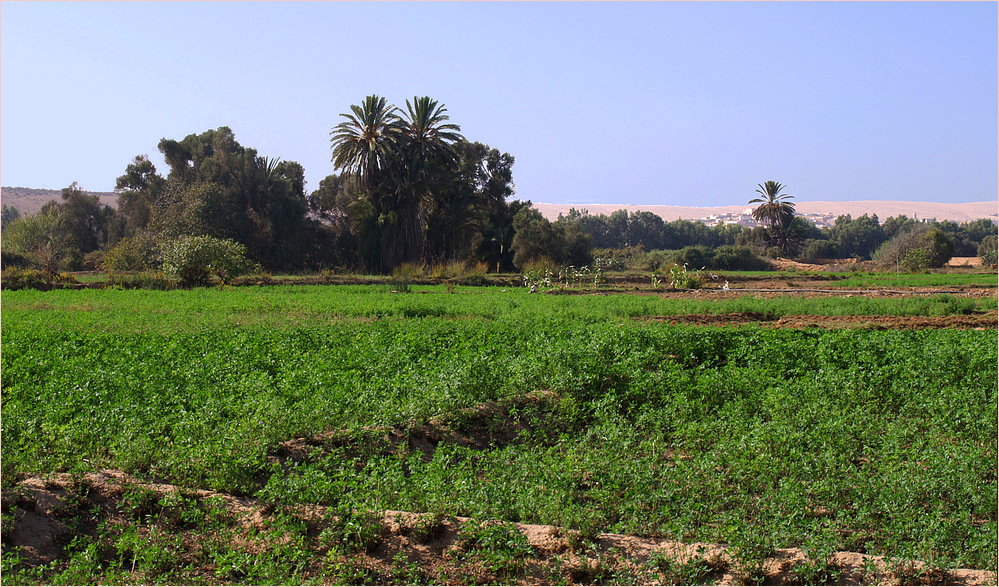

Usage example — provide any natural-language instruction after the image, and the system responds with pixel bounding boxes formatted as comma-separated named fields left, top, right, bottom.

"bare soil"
left=643, top=311, right=999, bottom=330
left=4, top=468, right=995, bottom=586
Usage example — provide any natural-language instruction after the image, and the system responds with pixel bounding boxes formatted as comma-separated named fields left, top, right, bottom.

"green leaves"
left=158, top=235, right=254, bottom=286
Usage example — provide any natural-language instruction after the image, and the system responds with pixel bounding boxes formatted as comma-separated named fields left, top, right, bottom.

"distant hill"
left=1, top=187, right=118, bottom=216
left=534, top=200, right=999, bottom=226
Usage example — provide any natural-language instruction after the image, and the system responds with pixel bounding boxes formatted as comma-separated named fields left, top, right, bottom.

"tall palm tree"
left=329, top=95, right=402, bottom=188
left=749, top=181, right=795, bottom=228
left=400, top=96, right=464, bottom=173
left=394, top=96, right=465, bottom=264
left=330, top=95, right=406, bottom=271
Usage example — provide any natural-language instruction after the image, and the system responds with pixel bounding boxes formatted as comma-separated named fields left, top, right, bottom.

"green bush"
left=103, top=234, right=159, bottom=272
left=674, top=246, right=713, bottom=270
left=592, top=246, right=645, bottom=270
left=979, top=234, right=997, bottom=266
left=159, top=235, right=254, bottom=287
left=106, top=271, right=174, bottom=290
left=875, top=226, right=954, bottom=272
left=648, top=246, right=770, bottom=272
left=800, top=239, right=839, bottom=260
left=0, top=250, right=31, bottom=270
left=0, top=209, right=78, bottom=273
left=710, top=245, right=771, bottom=271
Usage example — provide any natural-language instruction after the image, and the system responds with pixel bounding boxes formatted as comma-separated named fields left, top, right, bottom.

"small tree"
left=979, top=234, right=998, bottom=266
left=0, top=209, right=78, bottom=273
left=159, top=235, right=254, bottom=286
left=102, top=233, right=159, bottom=272
left=874, top=226, right=953, bottom=273
left=1, top=204, right=21, bottom=232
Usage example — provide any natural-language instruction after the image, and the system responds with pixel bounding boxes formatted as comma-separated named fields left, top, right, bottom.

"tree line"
left=2, top=95, right=997, bottom=278
left=568, top=206, right=996, bottom=265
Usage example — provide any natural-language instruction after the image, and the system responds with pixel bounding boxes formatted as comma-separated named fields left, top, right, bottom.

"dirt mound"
left=273, top=390, right=560, bottom=471
left=3, top=471, right=994, bottom=586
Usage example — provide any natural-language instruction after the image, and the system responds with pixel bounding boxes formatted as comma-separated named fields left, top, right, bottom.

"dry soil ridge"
left=4, top=469, right=995, bottom=586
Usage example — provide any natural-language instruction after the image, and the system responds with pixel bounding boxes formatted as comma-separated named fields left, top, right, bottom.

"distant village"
left=699, top=209, right=839, bottom=229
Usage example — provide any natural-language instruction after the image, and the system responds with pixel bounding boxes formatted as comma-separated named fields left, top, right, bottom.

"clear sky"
left=2, top=1, right=996, bottom=207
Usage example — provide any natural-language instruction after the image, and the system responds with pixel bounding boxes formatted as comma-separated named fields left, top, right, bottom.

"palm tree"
left=329, top=95, right=402, bottom=188
left=749, top=181, right=795, bottom=228
left=329, top=95, right=404, bottom=271
left=749, top=180, right=794, bottom=252
left=400, top=97, right=464, bottom=171
left=329, top=95, right=469, bottom=269
left=394, top=96, right=465, bottom=264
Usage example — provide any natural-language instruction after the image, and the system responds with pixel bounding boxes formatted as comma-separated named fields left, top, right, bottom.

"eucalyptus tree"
left=1, top=204, right=20, bottom=232
left=115, top=155, right=167, bottom=234
left=150, top=127, right=311, bottom=268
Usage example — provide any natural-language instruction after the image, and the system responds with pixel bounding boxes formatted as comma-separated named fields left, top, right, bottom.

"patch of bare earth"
left=644, top=311, right=999, bottom=330
left=2, top=470, right=994, bottom=586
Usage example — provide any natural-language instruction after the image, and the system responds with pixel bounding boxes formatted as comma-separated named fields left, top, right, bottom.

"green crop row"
left=2, top=300, right=996, bottom=570
left=1, top=285, right=994, bottom=334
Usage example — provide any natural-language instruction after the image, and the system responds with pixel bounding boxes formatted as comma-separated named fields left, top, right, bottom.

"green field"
left=1, top=285, right=996, bottom=584
left=2, top=285, right=995, bottom=332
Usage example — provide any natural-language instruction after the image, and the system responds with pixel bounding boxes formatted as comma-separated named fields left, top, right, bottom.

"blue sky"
left=2, top=2, right=996, bottom=207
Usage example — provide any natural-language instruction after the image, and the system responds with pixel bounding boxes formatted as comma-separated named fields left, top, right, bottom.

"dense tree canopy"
left=152, top=127, right=312, bottom=268
left=3, top=109, right=996, bottom=278
left=327, top=94, right=522, bottom=272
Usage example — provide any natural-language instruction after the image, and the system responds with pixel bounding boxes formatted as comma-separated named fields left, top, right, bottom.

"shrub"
left=800, top=239, right=839, bottom=261
left=875, top=226, right=954, bottom=272
left=106, top=271, right=173, bottom=290
left=0, top=267, right=79, bottom=291
left=81, top=250, right=105, bottom=271
left=159, top=235, right=253, bottom=287
left=644, top=250, right=672, bottom=272
left=592, top=246, right=645, bottom=270
left=1, top=267, right=50, bottom=290
left=389, top=263, right=423, bottom=292
left=102, top=234, right=159, bottom=272
left=674, top=246, right=712, bottom=270
left=710, top=245, right=771, bottom=271
left=0, top=250, right=30, bottom=270
left=0, top=210, right=78, bottom=273
left=979, top=234, right=997, bottom=266
left=762, top=245, right=784, bottom=259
